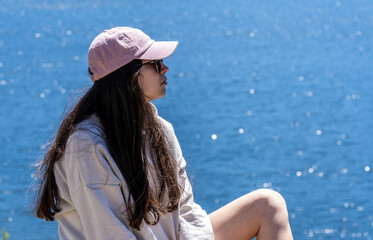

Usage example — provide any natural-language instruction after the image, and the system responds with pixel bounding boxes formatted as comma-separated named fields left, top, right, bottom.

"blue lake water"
left=1, top=0, right=373, bottom=239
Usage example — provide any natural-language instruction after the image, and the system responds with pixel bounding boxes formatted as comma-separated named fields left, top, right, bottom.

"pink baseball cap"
left=88, top=27, right=178, bottom=82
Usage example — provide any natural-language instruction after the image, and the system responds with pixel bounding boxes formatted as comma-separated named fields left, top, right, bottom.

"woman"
left=34, top=27, right=293, bottom=240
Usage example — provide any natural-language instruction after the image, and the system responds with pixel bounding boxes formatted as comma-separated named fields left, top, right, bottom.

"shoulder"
left=155, top=115, right=185, bottom=166
left=157, top=115, right=173, bottom=132
left=67, top=114, right=105, bottom=147
left=63, top=115, right=119, bottom=187
left=157, top=115, right=181, bottom=147
left=150, top=102, right=176, bottom=137
left=64, top=114, right=108, bottom=171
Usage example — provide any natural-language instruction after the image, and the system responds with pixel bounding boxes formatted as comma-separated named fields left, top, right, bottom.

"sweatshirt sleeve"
left=177, top=156, right=215, bottom=240
left=158, top=118, right=215, bottom=240
left=65, top=131, right=137, bottom=240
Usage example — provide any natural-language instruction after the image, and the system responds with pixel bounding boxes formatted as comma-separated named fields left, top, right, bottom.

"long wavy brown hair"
left=33, top=59, right=181, bottom=230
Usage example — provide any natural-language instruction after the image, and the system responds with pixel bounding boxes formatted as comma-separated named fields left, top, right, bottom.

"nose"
left=160, top=62, right=169, bottom=75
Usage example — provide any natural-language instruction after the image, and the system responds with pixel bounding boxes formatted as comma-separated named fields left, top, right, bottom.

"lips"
left=161, top=78, right=167, bottom=85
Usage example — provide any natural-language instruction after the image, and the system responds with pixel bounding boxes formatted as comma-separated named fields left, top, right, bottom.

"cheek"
left=138, top=76, right=154, bottom=94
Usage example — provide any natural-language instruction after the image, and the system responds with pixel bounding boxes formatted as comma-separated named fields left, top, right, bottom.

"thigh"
left=208, top=189, right=276, bottom=240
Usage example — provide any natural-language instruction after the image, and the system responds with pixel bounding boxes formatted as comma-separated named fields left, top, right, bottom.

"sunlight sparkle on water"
left=347, top=94, right=359, bottom=100
left=340, top=168, right=348, bottom=174
left=329, top=208, right=337, bottom=213
left=59, top=87, right=66, bottom=94
left=211, top=134, right=217, bottom=140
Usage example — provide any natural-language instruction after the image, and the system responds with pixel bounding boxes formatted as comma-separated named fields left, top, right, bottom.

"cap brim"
left=137, top=41, right=178, bottom=60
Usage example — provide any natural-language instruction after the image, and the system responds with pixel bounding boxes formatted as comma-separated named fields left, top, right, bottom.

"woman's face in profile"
left=138, top=60, right=169, bottom=101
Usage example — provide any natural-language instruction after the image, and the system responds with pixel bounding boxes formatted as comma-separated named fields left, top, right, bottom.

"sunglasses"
left=141, top=59, right=163, bottom=74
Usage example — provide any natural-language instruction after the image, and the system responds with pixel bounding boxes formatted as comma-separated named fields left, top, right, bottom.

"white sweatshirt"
left=53, top=111, right=214, bottom=240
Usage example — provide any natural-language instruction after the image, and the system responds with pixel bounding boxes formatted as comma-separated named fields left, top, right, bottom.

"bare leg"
left=209, top=189, right=293, bottom=240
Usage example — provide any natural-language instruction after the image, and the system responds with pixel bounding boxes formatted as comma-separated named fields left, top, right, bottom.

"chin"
left=151, top=92, right=166, bottom=101
left=157, top=94, right=166, bottom=100
left=159, top=90, right=167, bottom=99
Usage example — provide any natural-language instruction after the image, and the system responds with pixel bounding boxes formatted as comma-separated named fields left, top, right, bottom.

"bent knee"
left=253, top=189, right=287, bottom=209
left=250, top=189, right=289, bottom=222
